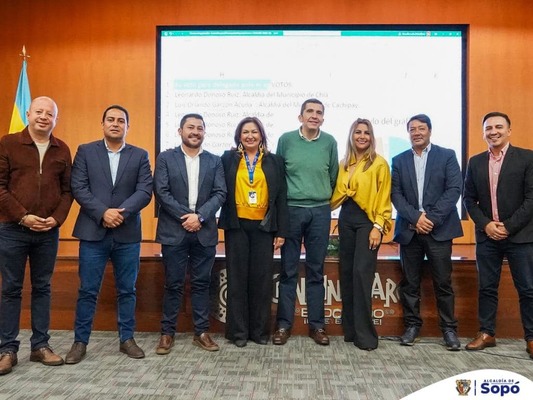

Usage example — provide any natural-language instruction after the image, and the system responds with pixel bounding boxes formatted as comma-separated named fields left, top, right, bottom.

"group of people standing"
left=0, top=96, right=532, bottom=377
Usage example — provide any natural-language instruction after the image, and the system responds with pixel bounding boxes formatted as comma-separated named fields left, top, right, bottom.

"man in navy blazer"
left=66, top=105, right=153, bottom=364
left=464, top=112, right=533, bottom=357
left=154, top=113, right=226, bottom=355
left=391, top=114, right=463, bottom=350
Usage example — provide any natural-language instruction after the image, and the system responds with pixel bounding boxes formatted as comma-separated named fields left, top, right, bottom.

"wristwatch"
left=197, top=213, right=205, bottom=224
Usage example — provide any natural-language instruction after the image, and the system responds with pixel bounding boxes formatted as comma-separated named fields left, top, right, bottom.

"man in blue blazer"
left=391, top=114, right=463, bottom=350
left=464, top=112, right=533, bottom=357
left=154, top=113, right=226, bottom=355
left=66, top=105, right=153, bottom=364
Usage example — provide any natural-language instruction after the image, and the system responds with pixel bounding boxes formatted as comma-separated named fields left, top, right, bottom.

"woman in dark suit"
left=219, top=117, right=288, bottom=347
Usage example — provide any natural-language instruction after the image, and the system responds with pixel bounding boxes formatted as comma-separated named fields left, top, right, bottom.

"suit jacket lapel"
left=423, top=146, right=437, bottom=196
left=114, top=145, right=132, bottom=187
left=406, top=152, right=419, bottom=204
left=96, top=140, right=114, bottom=187
left=498, top=144, right=514, bottom=187
left=174, top=147, right=189, bottom=191
left=198, top=151, right=208, bottom=190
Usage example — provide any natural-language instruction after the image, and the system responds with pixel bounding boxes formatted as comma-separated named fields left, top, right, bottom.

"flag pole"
left=8, top=46, right=32, bottom=133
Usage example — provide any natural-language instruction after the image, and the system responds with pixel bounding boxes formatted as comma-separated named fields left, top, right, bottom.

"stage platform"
left=12, top=240, right=523, bottom=338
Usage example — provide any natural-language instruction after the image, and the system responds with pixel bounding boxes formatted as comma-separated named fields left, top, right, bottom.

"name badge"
left=248, top=190, right=257, bottom=206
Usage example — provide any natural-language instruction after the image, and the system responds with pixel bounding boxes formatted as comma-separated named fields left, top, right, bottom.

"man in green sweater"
left=273, top=98, right=339, bottom=346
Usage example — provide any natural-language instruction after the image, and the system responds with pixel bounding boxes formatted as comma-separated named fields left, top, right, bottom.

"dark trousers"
left=74, top=233, right=140, bottom=344
left=338, top=199, right=379, bottom=349
left=160, top=233, right=216, bottom=336
left=224, top=219, right=275, bottom=343
left=276, top=205, right=330, bottom=331
left=476, top=239, right=533, bottom=340
left=399, top=234, right=457, bottom=332
left=0, top=223, right=59, bottom=353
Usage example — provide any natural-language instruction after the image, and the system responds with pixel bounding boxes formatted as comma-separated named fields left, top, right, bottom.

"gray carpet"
left=1, top=330, right=532, bottom=399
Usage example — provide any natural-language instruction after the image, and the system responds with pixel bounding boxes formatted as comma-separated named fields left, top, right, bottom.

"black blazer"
left=218, top=150, right=288, bottom=237
left=464, top=144, right=533, bottom=243
left=391, top=144, right=463, bottom=245
left=154, top=147, right=226, bottom=247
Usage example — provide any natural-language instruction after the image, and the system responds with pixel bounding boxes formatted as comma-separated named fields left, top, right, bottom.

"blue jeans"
left=476, top=239, right=533, bottom=340
left=74, top=232, right=140, bottom=344
left=160, top=233, right=216, bottom=336
left=0, top=223, right=59, bottom=353
left=276, top=205, right=330, bottom=330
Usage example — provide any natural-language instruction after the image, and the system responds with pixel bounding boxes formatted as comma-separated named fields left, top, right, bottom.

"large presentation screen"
left=156, top=25, right=467, bottom=214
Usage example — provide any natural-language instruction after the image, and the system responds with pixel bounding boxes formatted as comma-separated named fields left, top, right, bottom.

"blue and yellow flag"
left=9, top=59, right=31, bottom=134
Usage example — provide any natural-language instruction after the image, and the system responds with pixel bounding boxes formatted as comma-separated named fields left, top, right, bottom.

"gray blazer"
left=154, top=146, right=226, bottom=247
left=71, top=139, right=153, bottom=243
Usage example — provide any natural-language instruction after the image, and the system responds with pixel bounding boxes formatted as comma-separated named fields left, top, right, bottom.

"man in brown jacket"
left=0, top=96, right=73, bottom=375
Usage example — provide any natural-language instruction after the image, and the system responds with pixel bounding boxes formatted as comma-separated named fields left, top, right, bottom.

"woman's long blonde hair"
left=342, top=118, right=377, bottom=172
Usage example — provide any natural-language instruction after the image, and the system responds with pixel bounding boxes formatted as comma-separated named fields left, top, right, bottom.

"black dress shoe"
left=234, top=339, right=247, bottom=348
left=400, top=326, right=420, bottom=346
left=309, top=329, right=330, bottom=346
left=273, top=328, right=290, bottom=345
left=443, top=330, right=461, bottom=351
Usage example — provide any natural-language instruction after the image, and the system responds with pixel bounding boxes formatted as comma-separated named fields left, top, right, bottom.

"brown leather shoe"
left=120, top=338, right=145, bottom=359
left=65, top=342, right=87, bottom=364
left=193, top=332, right=219, bottom=351
left=465, top=332, right=496, bottom=351
left=526, top=340, right=533, bottom=359
left=272, top=328, right=290, bottom=345
left=0, top=351, right=18, bottom=375
left=156, top=334, right=175, bottom=355
left=309, top=328, right=330, bottom=346
left=30, top=347, right=64, bottom=366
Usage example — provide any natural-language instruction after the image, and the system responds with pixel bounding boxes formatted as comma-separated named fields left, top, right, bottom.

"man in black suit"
left=464, top=112, right=533, bottom=357
left=153, top=113, right=226, bottom=354
left=391, top=114, right=463, bottom=351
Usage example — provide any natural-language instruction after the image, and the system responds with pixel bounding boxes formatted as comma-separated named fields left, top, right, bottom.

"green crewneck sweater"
left=276, top=129, right=339, bottom=207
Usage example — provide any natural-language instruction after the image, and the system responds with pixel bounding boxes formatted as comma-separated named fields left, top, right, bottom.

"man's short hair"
left=407, top=114, right=432, bottom=131
left=482, top=111, right=511, bottom=127
left=300, top=98, right=324, bottom=116
left=102, top=105, right=129, bottom=124
left=180, top=113, right=205, bottom=129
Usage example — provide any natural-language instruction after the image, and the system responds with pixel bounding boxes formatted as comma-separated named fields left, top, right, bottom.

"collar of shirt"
left=488, top=142, right=510, bottom=161
left=181, top=145, right=203, bottom=159
left=298, top=127, right=321, bottom=142
left=411, top=142, right=432, bottom=156
left=104, top=139, right=126, bottom=153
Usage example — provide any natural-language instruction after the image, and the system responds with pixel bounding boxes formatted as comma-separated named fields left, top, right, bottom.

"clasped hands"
left=485, top=221, right=509, bottom=241
left=102, top=208, right=125, bottom=228
left=20, top=214, right=58, bottom=231
left=181, top=213, right=202, bottom=232
left=415, top=212, right=434, bottom=235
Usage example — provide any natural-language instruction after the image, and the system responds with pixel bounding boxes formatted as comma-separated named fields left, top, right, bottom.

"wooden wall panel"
left=11, top=254, right=523, bottom=338
left=1, top=0, right=532, bottom=243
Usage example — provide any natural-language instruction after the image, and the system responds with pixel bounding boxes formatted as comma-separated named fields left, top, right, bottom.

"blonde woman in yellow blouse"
left=330, top=118, right=392, bottom=350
